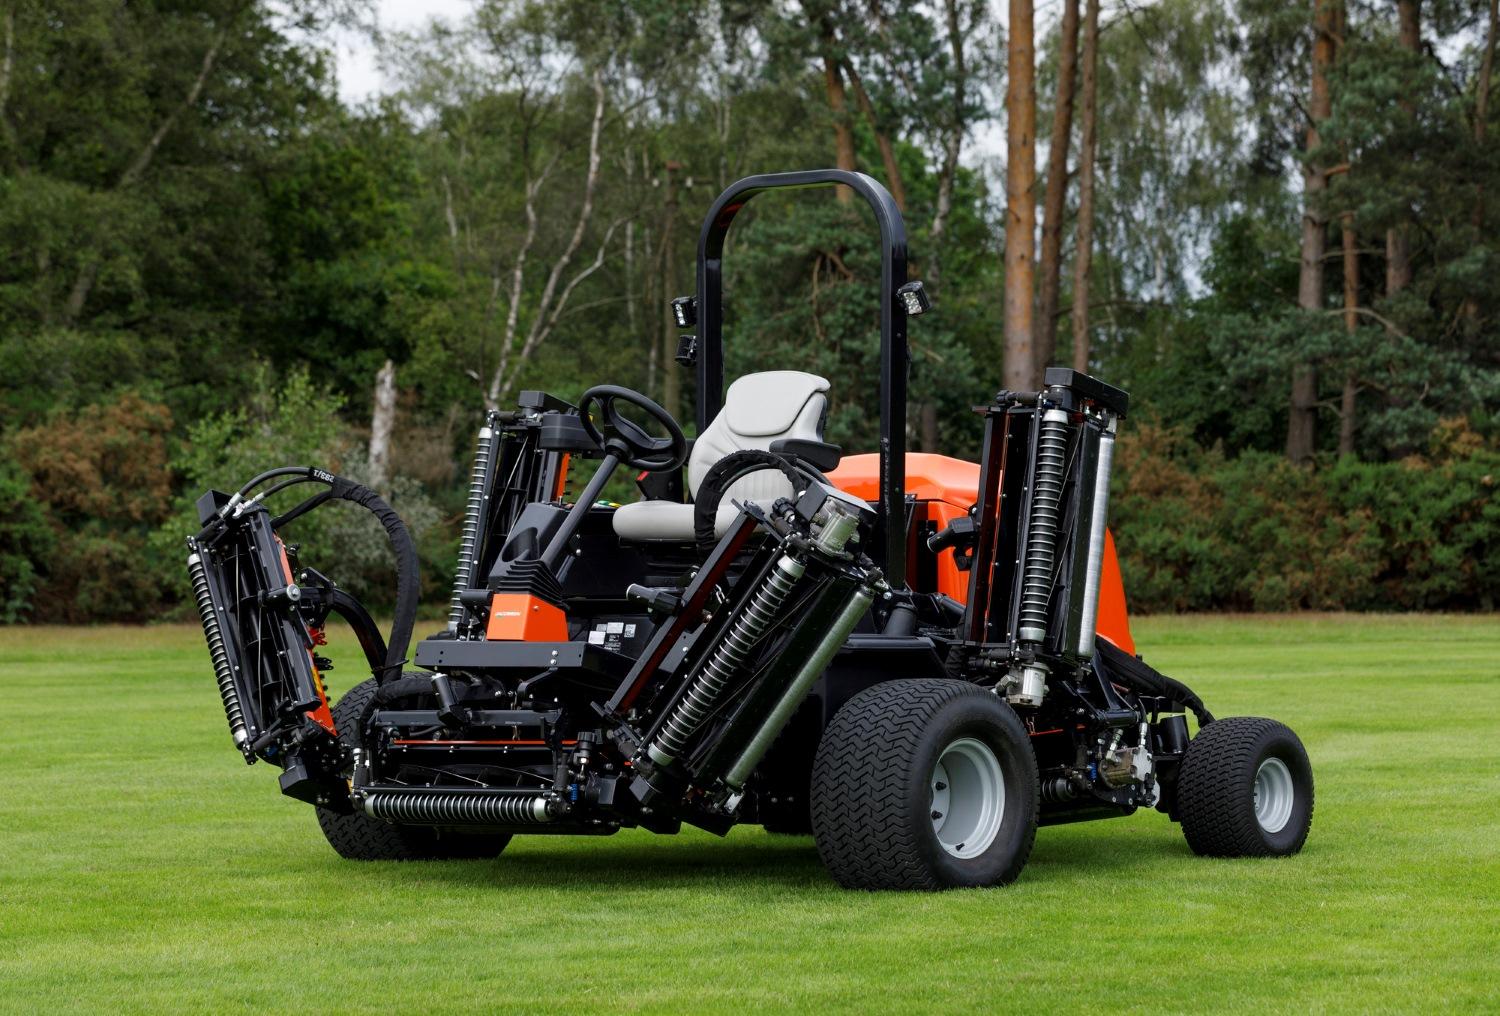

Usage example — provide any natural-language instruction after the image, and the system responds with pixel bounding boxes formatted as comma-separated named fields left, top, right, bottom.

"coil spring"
left=1018, top=409, right=1070, bottom=642
left=648, top=554, right=806, bottom=765
left=187, top=550, right=248, bottom=747
left=448, top=425, right=494, bottom=631
left=363, top=790, right=550, bottom=825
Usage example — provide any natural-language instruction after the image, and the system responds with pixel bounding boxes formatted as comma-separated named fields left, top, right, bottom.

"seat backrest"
left=687, top=371, right=830, bottom=504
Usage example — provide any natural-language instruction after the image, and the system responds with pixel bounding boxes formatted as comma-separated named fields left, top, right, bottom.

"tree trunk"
left=1035, top=0, right=1081, bottom=375
left=487, top=70, right=612, bottom=409
left=843, top=59, right=907, bottom=212
left=369, top=359, right=398, bottom=492
left=1070, top=0, right=1100, bottom=374
left=1288, top=0, right=1338, bottom=464
left=1465, top=0, right=1497, bottom=325
left=1339, top=214, right=1358, bottom=457
left=920, top=402, right=939, bottom=453
left=660, top=160, right=682, bottom=422
left=918, top=0, right=970, bottom=453
left=928, top=0, right=969, bottom=299
left=1385, top=0, right=1420, bottom=299
left=822, top=51, right=857, bottom=204
left=1004, top=0, right=1038, bottom=393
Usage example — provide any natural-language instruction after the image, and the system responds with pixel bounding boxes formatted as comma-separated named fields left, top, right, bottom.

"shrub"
left=0, top=459, right=54, bottom=622
left=1112, top=419, right=1500, bottom=612
left=7, top=393, right=176, bottom=622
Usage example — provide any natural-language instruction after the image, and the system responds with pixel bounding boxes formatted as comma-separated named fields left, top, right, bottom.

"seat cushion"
left=612, top=501, right=744, bottom=542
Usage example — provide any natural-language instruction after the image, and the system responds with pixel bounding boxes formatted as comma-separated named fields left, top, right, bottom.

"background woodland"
left=1, top=0, right=1497, bottom=622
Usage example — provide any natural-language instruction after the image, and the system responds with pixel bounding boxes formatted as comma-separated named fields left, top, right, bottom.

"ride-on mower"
left=186, top=170, right=1313, bottom=889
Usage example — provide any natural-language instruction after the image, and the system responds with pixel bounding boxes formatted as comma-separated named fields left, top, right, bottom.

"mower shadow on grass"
left=308, top=824, right=1223, bottom=893
left=327, top=837, right=832, bottom=892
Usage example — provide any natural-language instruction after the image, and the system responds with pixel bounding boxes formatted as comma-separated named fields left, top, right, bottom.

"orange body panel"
left=828, top=452, right=1135, bottom=655
left=486, top=593, right=570, bottom=642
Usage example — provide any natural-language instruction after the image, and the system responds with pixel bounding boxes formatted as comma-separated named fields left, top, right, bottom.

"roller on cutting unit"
left=185, top=168, right=1313, bottom=889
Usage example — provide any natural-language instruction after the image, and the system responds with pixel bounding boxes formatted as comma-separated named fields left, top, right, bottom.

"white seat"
left=612, top=370, right=830, bottom=542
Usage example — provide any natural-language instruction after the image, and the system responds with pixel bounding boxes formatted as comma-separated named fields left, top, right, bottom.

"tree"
left=1035, top=0, right=1081, bottom=375
left=1071, top=0, right=1101, bottom=374
left=1004, top=0, right=1038, bottom=392
left=1385, top=0, right=1421, bottom=300
left=1288, top=0, right=1339, bottom=464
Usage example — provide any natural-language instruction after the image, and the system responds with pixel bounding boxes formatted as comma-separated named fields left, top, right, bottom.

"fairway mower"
left=186, top=170, right=1313, bottom=889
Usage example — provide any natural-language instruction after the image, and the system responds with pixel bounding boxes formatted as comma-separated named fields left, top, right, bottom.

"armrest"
left=770, top=438, right=842, bottom=473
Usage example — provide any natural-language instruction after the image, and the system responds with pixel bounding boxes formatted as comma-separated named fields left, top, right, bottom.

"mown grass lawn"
left=2, top=614, right=1497, bottom=1014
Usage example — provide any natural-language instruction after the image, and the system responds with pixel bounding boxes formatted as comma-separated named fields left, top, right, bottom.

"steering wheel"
left=577, top=385, right=688, bottom=472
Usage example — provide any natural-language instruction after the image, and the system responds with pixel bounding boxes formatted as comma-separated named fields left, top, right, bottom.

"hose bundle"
left=1097, top=637, right=1215, bottom=727
left=227, top=466, right=419, bottom=678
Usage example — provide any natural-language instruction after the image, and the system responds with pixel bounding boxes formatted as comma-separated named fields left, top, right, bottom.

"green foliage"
left=143, top=367, right=454, bottom=618
left=1114, top=420, right=1500, bottom=612
left=0, top=459, right=54, bottom=623
left=1, top=0, right=1498, bottom=623
left=7, top=392, right=177, bottom=622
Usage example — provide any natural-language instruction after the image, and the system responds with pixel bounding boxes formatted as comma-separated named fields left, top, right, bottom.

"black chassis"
left=188, top=171, right=1212, bottom=842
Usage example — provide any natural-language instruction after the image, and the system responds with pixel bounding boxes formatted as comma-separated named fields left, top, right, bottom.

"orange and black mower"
left=186, top=170, right=1312, bottom=887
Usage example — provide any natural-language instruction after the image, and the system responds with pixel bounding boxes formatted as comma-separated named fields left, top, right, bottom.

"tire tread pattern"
left=315, top=679, right=510, bottom=861
left=810, top=679, right=1037, bottom=890
left=1177, top=716, right=1313, bottom=858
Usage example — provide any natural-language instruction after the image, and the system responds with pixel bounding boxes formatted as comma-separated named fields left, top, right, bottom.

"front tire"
left=315, top=678, right=512, bottom=861
left=809, top=679, right=1039, bottom=890
left=1177, top=716, right=1314, bottom=857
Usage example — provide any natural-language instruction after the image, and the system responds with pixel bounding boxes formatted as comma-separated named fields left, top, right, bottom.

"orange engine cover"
left=828, top=452, right=1135, bottom=655
left=486, top=593, right=570, bottom=642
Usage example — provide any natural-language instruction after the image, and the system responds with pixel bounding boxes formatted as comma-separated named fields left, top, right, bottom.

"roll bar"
left=693, top=169, right=912, bottom=585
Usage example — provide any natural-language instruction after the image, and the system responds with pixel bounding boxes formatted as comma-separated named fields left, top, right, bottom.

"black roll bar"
left=693, top=169, right=911, bottom=585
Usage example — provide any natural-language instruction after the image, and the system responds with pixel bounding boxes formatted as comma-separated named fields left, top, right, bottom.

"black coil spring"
left=1018, top=410, right=1070, bottom=641
left=649, top=555, right=804, bottom=763
left=364, top=790, right=550, bottom=825
left=448, top=425, right=494, bottom=631
left=188, top=550, right=247, bottom=744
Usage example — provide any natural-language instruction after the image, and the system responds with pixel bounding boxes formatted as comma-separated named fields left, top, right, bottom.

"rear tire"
left=810, top=679, right=1038, bottom=890
left=1177, top=716, right=1313, bottom=857
left=315, top=678, right=512, bottom=861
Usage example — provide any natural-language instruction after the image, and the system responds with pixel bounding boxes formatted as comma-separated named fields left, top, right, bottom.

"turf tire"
left=809, top=679, right=1038, bottom=890
left=1177, top=716, right=1313, bottom=858
left=315, top=678, right=512, bottom=861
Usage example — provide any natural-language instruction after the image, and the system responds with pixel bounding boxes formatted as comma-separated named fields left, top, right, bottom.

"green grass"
left=2, top=615, right=1498, bottom=1014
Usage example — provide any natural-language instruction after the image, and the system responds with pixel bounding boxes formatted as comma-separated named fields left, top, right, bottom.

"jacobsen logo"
left=496, top=610, right=522, bottom=617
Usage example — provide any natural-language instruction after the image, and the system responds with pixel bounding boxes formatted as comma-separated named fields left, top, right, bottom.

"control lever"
left=927, top=515, right=977, bottom=570
left=627, top=583, right=682, bottom=618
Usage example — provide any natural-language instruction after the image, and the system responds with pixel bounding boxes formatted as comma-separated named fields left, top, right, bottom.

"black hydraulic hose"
left=247, top=465, right=419, bottom=680
left=324, top=479, right=419, bottom=679
left=1096, top=638, right=1215, bottom=727
left=324, top=588, right=389, bottom=675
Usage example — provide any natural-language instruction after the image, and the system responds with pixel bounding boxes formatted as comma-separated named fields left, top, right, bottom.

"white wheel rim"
left=930, top=737, right=1006, bottom=859
left=1253, top=757, right=1295, bottom=834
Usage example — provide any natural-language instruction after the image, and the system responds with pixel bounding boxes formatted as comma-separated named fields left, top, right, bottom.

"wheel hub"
left=1252, top=756, right=1295, bottom=834
left=929, top=737, right=1005, bottom=859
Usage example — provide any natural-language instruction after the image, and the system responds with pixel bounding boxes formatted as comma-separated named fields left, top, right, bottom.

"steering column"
left=538, top=385, right=688, bottom=570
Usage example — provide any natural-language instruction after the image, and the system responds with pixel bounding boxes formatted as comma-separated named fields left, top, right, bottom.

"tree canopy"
left=2, top=0, right=1497, bottom=621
